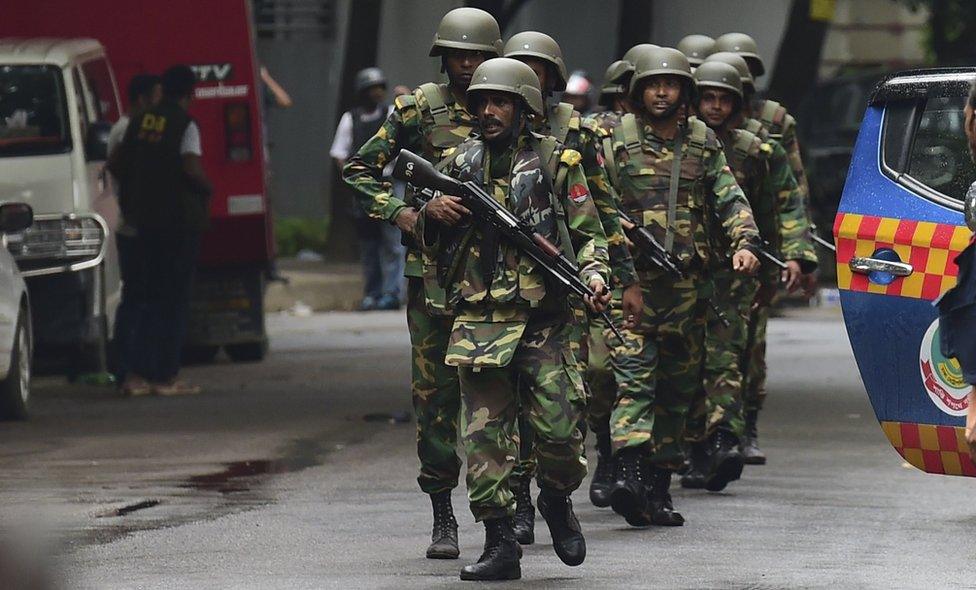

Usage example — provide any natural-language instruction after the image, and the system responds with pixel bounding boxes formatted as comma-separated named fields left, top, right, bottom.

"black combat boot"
left=646, top=465, right=685, bottom=526
left=588, top=430, right=615, bottom=507
left=704, top=429, right=744, bottom=492
left=459, top=517, right=521, bottom=581
left=536, top=489, right=586, bottom=566
left=741, top=410, right=767, bottom=465
left=511, top=477, right=535, bottom=545
left=609, top=448, right=652, bottom=527
left=680, top=441, right=708, bottom=489
left=426, top=491, right=459, bottom=559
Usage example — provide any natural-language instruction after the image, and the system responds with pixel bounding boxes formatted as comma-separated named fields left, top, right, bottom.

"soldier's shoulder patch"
left=568, top=181, right=590, bottom=204
left=759, top=142, right=774, bottom=155
left=560, top=148, right=582, bottom=167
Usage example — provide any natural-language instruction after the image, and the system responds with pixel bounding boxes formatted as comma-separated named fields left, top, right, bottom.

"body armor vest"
left=612, top=114, right=711, bottom=270
left=441, top=136, right=568, bottom=309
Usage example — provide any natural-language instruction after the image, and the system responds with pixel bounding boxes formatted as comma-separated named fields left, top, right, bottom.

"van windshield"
left=0, top=65, right=71, bottom=157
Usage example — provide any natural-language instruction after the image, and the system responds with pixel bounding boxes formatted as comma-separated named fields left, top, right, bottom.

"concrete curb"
left=265, top=259, right=364, bottom=313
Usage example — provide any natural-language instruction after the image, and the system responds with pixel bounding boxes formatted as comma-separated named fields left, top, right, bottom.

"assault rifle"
left=617, top=210, right=731, bottom=328
left=393, top=149, right=625, bottom=342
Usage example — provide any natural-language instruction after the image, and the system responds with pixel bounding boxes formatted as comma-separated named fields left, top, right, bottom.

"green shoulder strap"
left=533, top=135, right=576, bottom=261
left=760, top=99, right=783, bottom=136
left=418, top=82, right=451, bottom=128
left=550, top=102, right=574, bottom=144
left=686, top=117, right=708, bottom=160
left=743, top=118, right=764, bottom=136
left=620, top=113, right=643, bottom=159
left=665, top=124, right=685, bottom=253
left=602, top=135, right=619, bottom=190
left=732, top=129, right=758, bottom=167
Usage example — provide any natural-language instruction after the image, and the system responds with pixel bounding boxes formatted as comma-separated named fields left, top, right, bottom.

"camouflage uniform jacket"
left=739, top=116, right=817, bottom=274
left=342, top=83, right=476, bottom=278
left=419, top=132, right=610, bottom=369
left=539, top=103, right=637, bottom=289
left=716, top=125, right=816, bottom=279
left=749, top=98, right=809, bottom=204
left=609, top=114, right=760, bottom=272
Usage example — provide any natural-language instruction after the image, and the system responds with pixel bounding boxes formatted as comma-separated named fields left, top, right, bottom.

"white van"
left=0, top=38, right=119, bottom=374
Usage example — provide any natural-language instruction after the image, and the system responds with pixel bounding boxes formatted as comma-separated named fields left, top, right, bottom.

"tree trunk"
left=616, top=0, right=653, bottom=59
left=325, top=0, right=383, bottom=262
left=766, top=0, right=829, bottom=111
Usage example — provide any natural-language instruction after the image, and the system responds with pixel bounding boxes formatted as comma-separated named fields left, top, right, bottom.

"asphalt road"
left=0, top=307, right=973, bottom=589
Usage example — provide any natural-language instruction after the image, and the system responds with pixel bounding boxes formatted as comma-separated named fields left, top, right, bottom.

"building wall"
left=819, top=0, right=927, bottom=78
left=257, top=0, right=350, bottom=218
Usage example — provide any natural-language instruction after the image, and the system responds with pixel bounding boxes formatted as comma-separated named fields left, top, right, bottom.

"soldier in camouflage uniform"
left=580, top=44, right=667, bottom=509
left=341, top=7, right=501, bottom=560
left=502, top=31, right=641, bottom=531
left=603, top=47, right=761, bottom=528
left=708, top=38, right=819, bottom=463
left=681, top=61, right=816, bottom=492
left=415, top=58, right=609, bottom=580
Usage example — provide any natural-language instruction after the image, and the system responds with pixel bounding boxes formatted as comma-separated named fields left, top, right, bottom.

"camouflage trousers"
left=743, top=304, right=770, bottom=413
left=512, top=307, right=591, bottom=485
left=685, top=270, right=758, bottom=442
left=609, top=272, right=706, bottom=469
left=406, top=278, right=462, bottom=495
left=459, top=316, right=588, bottom=521
left=585, top=313, right=617, bottom=438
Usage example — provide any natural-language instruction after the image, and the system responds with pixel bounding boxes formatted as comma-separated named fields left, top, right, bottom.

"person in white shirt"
left=330, top=67, right=404, bottom=311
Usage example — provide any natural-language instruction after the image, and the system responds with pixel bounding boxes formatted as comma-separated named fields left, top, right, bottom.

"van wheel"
left=225, top=341, right=267, bottom=363
left=0, top=306, right=32, bottom=421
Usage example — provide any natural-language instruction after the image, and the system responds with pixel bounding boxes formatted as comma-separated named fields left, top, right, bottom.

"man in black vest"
left=111, top=65, right=212, bottom=396
left=331, top=67, right=404, bottom=311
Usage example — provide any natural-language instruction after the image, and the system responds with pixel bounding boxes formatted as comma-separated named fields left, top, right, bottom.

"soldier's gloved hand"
left=732, top=248, right=760, bottom=274
left=782, top=260, right=802, bottom=292
left=394, top=208, right=421, bottom=234
left=621, top=283, right=643, bottom=329
left=585, top=279, right=611, bottom=314
left=424, top=195, right=470, bottom=226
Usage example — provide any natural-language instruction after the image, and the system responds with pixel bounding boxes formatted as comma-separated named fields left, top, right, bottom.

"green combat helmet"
left=693, top=61, right=743, bottom=99
left=622, top=43, right=660, bottom=68
left=429, top=7, right=503, bottom=57
left=713, top=32, right=765, bottom=77
left=629, top=46, right=694, bottom=100
left=600, top=59, right=631, bottom=102
left=706, top=51, right=755, bottom=93
left=467, top=57, right=545, bottom=116
left=677, top=34, right=716, bottom=68
left=503, top=31, right=568, bottom=91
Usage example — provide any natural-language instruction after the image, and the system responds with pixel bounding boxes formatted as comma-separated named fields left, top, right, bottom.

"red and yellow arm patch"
left=835, top=213, right=970, bottom=300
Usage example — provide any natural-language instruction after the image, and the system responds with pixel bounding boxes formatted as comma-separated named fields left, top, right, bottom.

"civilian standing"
left=107, top=74, right=161, bottom=395
left=111, top=65, right=212, bottom=396
left=330, top=67, right=404, bottom=310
